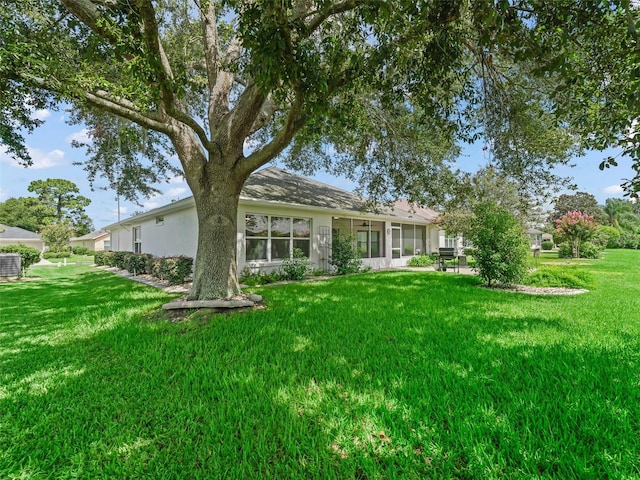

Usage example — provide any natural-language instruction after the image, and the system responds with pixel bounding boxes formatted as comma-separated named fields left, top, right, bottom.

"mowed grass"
left=1, top=252, right=639, bottom=478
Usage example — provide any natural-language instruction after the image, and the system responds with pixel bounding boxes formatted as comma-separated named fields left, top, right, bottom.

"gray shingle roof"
left=107, top=166, right=436, bottom=227
left=0, top=224, right=41, bottom=239
left=241, top=167, right=366, bottom=211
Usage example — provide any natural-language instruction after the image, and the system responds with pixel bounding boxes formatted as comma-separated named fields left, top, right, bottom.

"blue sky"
left=0, top=107, right=635, bottom=230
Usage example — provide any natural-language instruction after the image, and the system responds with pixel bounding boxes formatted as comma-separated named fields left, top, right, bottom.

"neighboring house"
left=105, top=167, right=447, bottom=272
left=70, top=230, right=111, bottom=251
left=526, top=228, right=544, bottom=248
left=0, top=224, right=45, bottom=251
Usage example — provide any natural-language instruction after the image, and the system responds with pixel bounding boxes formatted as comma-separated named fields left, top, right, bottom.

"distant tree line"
left=0, top=178, right=93, bottom=236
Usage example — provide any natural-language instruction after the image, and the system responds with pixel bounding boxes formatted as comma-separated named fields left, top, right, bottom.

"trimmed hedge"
left=71, top=246, right=89, bottom=255
left=43, top=251, right=71, bottom=259
left=0, top=244, right=41, bottom=272
left=95, top=251, right=193, bottom=285
left=541, top=240, right=554, bottom=250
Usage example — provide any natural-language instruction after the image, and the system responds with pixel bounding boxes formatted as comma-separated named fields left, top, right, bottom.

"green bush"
left=558, top=242, right=573, bottom=258
left=113, top=251, right=132, bottom=270
left=125, top=253, right=153, bottom=275
left=160, top=256, right=193, bottom=285
left=541, top=240, right=554, bottom=250
left=43, top=251, right=71, bottom=259
left=281, top=248, right=311, bottom=280
left=525, top=265, right=595, bottom=289
left=579, top=241, right=601, bottom=259
left=329, top=234, right=364, bottom=275
left=0, top=244, right=41, bottom=272
left=407, top=254, right=435, bottom=267
left=94, top=251, right=116, bottom=266
left=468, top=202, right=530, bottom=287
left=558, top=241, right=600, bottom=259
left=592, top=225, right=620, bottom=249
left=71, top=246, right=89, bottom=255
left=239, top=268, right=287, bottom=286
left=619, top=231, right=640, bottom=249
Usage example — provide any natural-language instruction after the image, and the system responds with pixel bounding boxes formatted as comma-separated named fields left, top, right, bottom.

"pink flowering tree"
left=555, top=211, right=598, bottom=258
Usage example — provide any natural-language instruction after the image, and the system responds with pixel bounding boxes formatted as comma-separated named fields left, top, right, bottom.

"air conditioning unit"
left=0, top=254, right=21, bottom=277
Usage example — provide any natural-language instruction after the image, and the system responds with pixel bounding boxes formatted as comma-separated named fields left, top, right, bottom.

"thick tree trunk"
left=187, top=173, right=244, bottom=301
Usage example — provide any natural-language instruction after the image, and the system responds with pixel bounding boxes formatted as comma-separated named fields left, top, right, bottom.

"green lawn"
left=1, top=251, right=639, bottom=478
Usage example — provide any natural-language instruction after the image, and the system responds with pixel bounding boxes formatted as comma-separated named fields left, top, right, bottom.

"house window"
left=245, top=214, right=310, bottom=262
left=445, top=235, right=457, bottom=249
left=400, top=224, right=426, bottom=256
left=155, top=216, right=164, bottom=225
left=133, top=226, right=142, bottom=253
left=103, top=240, right=111, bottom=251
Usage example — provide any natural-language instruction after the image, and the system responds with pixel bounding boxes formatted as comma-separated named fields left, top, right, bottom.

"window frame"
left=245, top=214, right=311, bottom=263
left=132, top=226, right=142, bottom=254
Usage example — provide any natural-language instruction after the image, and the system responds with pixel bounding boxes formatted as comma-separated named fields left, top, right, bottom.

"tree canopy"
left=0, top=179, right=93, bottom=235
left=548, top=192, right=605, bottom=225
left=2, top=0, right=639, bottom=299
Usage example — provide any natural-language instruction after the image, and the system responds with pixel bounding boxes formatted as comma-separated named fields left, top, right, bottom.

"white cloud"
left=0, top=187, right=8, bottom=201
left=110, top=206, right=128, bottom=218
left=603, top=184, right=624, bottom=195
left=65, top=128, right=91, bottom=145
left=0, top=146, right=65, bottom=169
left=143, top=201, right=160, bottom=210
left=166, top=187, right=186, bottom=197
left=32, top=109, right=51, bottom=121
left=167, top=174, right=185, bottom=184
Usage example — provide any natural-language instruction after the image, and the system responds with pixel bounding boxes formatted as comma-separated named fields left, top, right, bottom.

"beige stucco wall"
left=0, top=239, right=45, bottom=251
left=70, top=234, right=110, bottom=251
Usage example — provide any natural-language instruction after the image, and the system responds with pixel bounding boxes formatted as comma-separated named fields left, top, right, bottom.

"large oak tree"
left=1, top=0, right=639, bottom=300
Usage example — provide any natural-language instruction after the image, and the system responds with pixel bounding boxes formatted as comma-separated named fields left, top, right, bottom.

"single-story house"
left=105, top=167, right=448, bottom=272
left=70, top=230, right=111, bottom=251
left=0, top=224, right=45, bottom=251
left=526, top=228, right=544, bottom=248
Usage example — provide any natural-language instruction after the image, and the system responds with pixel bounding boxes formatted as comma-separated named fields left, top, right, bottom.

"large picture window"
left=245, top=214, right=310, bottom=262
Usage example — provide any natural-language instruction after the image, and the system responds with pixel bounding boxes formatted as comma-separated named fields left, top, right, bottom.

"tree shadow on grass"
left=1, top=270, right=638, bottom=478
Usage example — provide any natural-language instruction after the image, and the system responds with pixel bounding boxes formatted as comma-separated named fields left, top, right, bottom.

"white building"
left=105, top=167, right=447, bottom=272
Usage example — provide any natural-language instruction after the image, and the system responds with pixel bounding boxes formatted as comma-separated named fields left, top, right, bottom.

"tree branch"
left=208, top=37, right=243, bottom=130
left=196, top=0, right=220, bottom=94
left=137, top=0, right=175, bottom=98
left=305, top=0, right=369, bottom=33
left=59, top=0, right=120, bottom=43
left=240, top=92, right=306, bottom=175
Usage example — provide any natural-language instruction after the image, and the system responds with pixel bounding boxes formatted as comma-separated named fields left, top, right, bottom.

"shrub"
left=619, top=231, right=640, bottom=249
left=592, top=225, right=620, bottom=249
left=468, top=202, right=530, bottom=287
left=281, top=248, right=311, bottom=280
left=329, top=234, right=364, bottom=275
left=71, top=246, right=89, bottom=255
left=558, top=242, right=573, bottom=258
left=0, top=244, right=41, bottom=272
left=160, top=256, right=193, bottom=285
left=579, top=241, right=601, bottom=259
left=525, top=265, right=595, bottom=289
left=125, top=253, right=153, bottom=275
left=541, top=240, right=554, bottom=250
left=43, top=251, right=71, bottom=259
left=94, top=251, right=115, bottom=266
left=239, top=268, right=287, bottom=286
left=407, top=254, right=435, bottom=267
left=113, top=251, right=132, bottom=270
